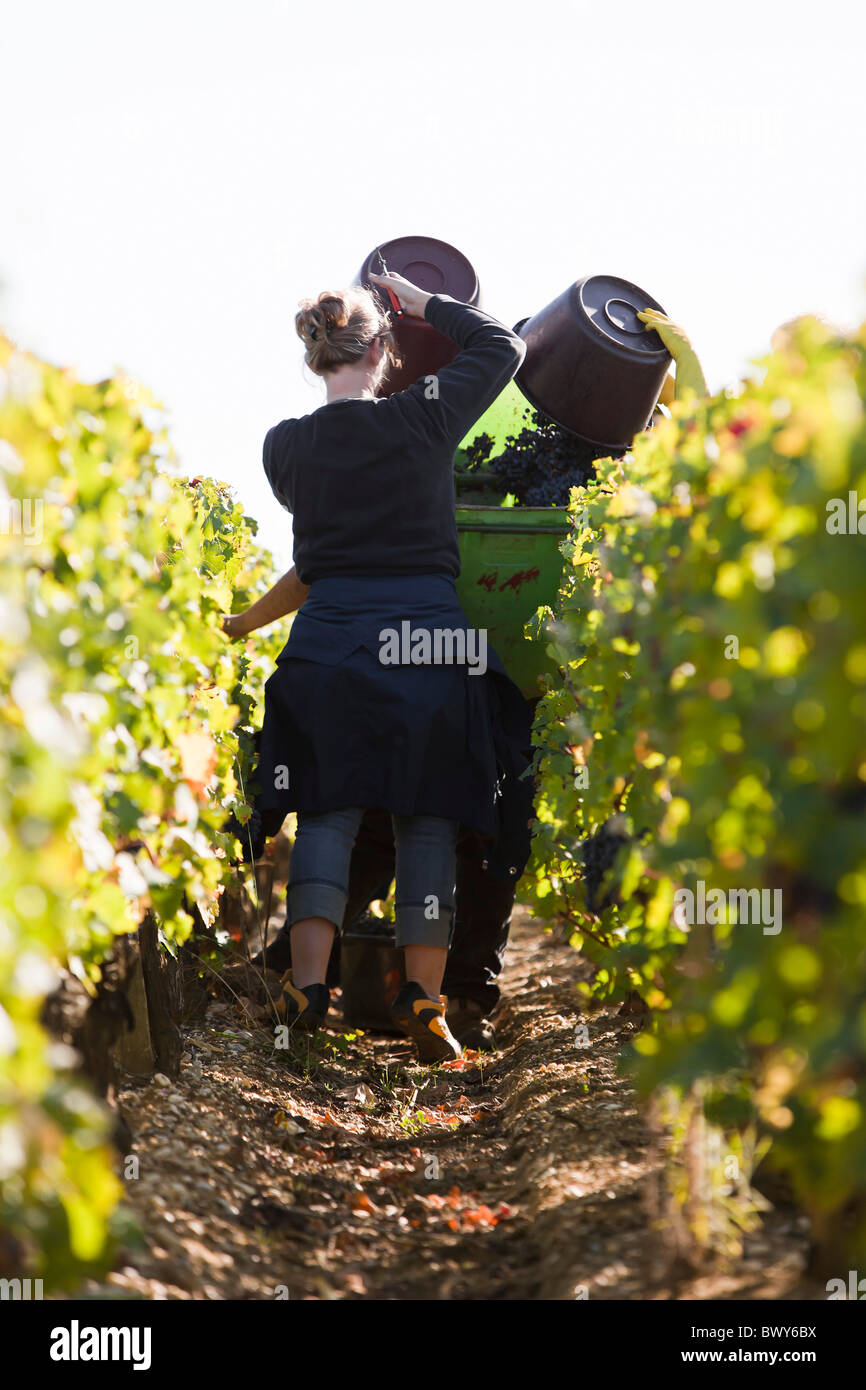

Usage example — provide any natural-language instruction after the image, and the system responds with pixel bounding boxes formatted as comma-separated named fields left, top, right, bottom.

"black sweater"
left=262, top=294, right=526, bottom=584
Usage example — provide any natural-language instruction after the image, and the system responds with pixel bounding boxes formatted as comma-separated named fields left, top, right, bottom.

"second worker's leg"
left=444, top=829, right=517, bottom=1050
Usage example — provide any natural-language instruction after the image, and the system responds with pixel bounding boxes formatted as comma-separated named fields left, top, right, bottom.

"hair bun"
left=294, top=286, right=403, bottom=381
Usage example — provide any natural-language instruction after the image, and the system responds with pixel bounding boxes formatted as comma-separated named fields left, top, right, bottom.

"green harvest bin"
left=455, top=504, right=571, bottom=698
left=454, top=378, right=532, bottom=468
left=453, top=380, right=573, bottom=697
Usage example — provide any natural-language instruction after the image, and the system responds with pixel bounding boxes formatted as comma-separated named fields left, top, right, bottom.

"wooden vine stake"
left=112, top=912, right=183, bottom=1081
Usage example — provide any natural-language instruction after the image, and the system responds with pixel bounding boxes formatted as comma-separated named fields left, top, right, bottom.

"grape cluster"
left=223, top=804, right=265, bottom=863
left=581, top=820, right=632, bottom=913
left=464, top=409, right=623, bottom=507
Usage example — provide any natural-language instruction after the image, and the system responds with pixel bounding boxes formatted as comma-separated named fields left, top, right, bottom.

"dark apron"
left=255, top=573, right=534, bottom=881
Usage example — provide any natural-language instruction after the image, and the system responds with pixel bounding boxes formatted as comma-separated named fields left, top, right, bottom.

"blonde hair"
left=295, top=286, right=402, bottom=382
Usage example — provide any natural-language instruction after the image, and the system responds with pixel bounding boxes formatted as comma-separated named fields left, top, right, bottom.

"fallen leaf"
left=273, top=1111, right=304, bottom=1136
left=298, top=1145, right=329, bottom=1163
left=420, top=1081, right=450, bottom=1103
left=349, top=1191, right=379, bottom=1216
left=354, top=1083, right=377, bottom=1111
left=462, top=1204, right=498, bottom=1228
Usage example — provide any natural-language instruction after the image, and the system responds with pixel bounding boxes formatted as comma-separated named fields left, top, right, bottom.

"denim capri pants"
left=286, top=807, right=458, bottom=950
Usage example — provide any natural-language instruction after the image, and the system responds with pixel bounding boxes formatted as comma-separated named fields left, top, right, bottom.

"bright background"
left=2, top=0, right=864, bottom=565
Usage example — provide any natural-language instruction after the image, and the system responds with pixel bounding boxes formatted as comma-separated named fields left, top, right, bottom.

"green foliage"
left=526, top=317, right=866, bottom=1261
left=0, top=335, right=281, bottom=1285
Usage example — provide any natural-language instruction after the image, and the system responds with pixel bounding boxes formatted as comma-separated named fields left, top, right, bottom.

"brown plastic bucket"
left=357, top=235, right=480, bottom=397
left=340, top=926, right=405, bottom=1032
left=513, top=274, right=672, bottom=448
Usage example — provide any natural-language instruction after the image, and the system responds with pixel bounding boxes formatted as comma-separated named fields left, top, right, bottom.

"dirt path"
left=96, top=907, right=820, bottom=1301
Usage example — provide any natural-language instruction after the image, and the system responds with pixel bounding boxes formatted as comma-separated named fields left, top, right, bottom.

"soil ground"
left=92, top=905, right=823, bottom=1301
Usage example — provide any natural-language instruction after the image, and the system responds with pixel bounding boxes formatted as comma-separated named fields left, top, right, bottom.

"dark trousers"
left=329, top=807, right=516, bottom=1012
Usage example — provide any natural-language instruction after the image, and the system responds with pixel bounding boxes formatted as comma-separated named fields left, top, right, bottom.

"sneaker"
left=390, top=982, right=463, bottom=1064
left=446, top=997, right=497, bottom=1051
left=251, top=928, right=293, bottom=975
left=274, top=973, right=330, bottom=1032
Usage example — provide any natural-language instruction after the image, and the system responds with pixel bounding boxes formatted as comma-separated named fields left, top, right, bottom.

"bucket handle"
left=603, top=297, right=646, bottom=336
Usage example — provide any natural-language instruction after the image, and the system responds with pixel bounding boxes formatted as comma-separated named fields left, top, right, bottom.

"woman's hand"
left=222, top=568, right=309, bottom=640
left=637, top=309, right=709, bottom=402
left=222, top=612, right=252, bottom=640
left=368, top=270, right=432, bottom=319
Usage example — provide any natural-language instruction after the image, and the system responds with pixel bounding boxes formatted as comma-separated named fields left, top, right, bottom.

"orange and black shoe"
left=390, top=982, right=463, bottom=1064
left=274, top=973, right=330, bottom=1032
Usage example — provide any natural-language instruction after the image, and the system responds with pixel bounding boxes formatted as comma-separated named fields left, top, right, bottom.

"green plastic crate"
left=455, top=504, right=570, bottom=698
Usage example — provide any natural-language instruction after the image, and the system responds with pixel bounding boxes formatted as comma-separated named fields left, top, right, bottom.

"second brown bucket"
left=513, top=274, right=672, bottom=449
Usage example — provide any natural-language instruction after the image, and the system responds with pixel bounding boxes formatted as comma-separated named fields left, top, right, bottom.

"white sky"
left=2, top=0, right=864, bottom=567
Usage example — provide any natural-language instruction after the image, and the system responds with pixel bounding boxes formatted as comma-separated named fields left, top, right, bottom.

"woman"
left=250, top=268, right=534, bottom=1064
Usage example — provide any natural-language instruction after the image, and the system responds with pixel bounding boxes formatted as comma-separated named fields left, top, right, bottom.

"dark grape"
left=463, top=408, right=624, bottom=507
left=581, top=820, right=632, bottom=912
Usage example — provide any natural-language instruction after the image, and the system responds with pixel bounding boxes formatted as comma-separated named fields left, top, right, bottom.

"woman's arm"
left=369, top=269, right=526, bottom=445
left=424, top=295, right=527, bottom=436
left=223, top=565, right=309, bottom=638
left=412, top=296, right=527, bottom=444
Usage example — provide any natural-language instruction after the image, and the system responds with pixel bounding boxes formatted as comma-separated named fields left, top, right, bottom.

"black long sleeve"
left=394, top=294, right=526, bottom=445
left=263, top=296, right=525, bottom=584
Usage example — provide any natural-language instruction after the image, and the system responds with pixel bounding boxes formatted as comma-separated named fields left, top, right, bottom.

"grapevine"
left=525, top=314, right=866, bottom=1265
left=0, top=334, right=281, bottom=1283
